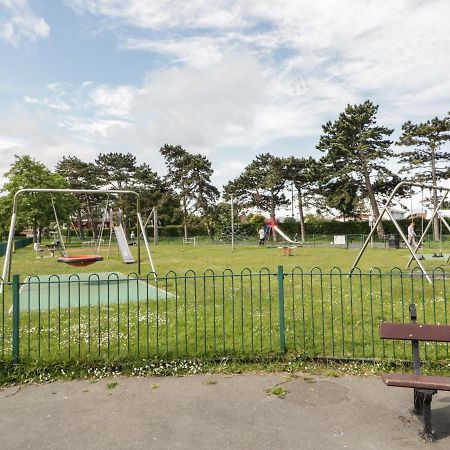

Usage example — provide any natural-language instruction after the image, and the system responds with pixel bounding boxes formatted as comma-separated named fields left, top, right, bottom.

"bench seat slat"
left=383, top=373, right=450, bottom=391
left=380, top=322, right=450, bottom=342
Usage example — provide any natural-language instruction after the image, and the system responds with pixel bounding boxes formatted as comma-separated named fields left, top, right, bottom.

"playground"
left=3, top=182, right=450, bottom=284
left=3, top=3, right=450, bottom=442
left=0, top=185, right=449, bottom=384
left=1, top=238, right=449, bottom=362
left=6, top=238, right=450, bottom=278
left=1, top=189, right=450, bottom=442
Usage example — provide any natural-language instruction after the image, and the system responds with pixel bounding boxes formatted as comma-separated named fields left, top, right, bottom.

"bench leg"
left=413, top=389, right=423, bottom=415
left=422, top=391, right=435, bottom=442
left=414, top=389, right=436, bottom=442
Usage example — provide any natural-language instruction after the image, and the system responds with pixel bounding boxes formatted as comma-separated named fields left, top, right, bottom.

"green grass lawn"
left=1, top=241, right=450, bottom=364
left=4, top=240, right=450, bottom=278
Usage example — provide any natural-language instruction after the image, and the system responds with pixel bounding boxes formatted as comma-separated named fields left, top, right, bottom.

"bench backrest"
left=380, top=322, right=450, bottom=343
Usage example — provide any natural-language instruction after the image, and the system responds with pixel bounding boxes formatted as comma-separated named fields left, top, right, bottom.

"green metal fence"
left=1, top=266, right=449, bottom=363
left=0, top=237, right=33, bottom=257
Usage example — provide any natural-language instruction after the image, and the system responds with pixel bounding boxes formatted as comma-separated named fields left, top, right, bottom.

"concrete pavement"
left=1, top=373, right=450, bottom=449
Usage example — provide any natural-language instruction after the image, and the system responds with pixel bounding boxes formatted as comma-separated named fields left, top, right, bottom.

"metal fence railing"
left=1, top=266, right=449, bottom=363
left=0, top=237, right=33, bottom=257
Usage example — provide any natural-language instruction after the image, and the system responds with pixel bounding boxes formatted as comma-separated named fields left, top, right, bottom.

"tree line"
left=1, top=100, right=449, bottom=242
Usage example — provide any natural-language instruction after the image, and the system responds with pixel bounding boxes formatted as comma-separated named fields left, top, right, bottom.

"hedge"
left=280, top=219, right=438, bottom=237
left=148, top=219, right=443, bottom=239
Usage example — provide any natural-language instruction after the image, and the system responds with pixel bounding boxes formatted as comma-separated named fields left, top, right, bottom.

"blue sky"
left=1, top=0, right=450, bottom=191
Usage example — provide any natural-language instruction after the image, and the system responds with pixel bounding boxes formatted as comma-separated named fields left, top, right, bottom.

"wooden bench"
left=380, top=303, right=450, bottom=442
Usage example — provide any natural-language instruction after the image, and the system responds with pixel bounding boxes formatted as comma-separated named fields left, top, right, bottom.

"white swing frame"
left=350, top=181, right=450, bottom=284
left=405, top=189, right=449, bottom=268
left=1, top=188, right=155, bottom=290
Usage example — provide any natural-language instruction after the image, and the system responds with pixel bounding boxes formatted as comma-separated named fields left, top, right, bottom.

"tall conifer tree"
left=397, top=114, right=450, bottom=240
left=317, top=100, right=394, bottom=237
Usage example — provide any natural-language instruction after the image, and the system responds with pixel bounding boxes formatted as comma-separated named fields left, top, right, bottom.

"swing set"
left=1, top=188, right=155, bottom=286
left=350, top=181, right=450, bottom=284
left=48, top=195, right=104, bottom=267
left=404, top=186, right=450, bottom=264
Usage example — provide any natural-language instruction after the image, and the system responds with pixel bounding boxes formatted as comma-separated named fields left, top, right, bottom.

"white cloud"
left=124, top=36, right=225, bottom=69
left=67, top=0, right=249, bottom=30
left=66, top=0, right=450, bottom=120
left=0, top=136, right=26, bottom=175
left=89, top=85, right=135, bottom=117
left=0, top=0, right=49, bottom=46
left=0, top=55, right=272, bottom=184
left=3, top=1, right=450, bottom=187
left=132, top=55, right=267, bottom=152
left=24, top=95, right=71, bottom=112
left=62, top=117, right=132, bottom=138
left=213, top=159, right=247, bottom=180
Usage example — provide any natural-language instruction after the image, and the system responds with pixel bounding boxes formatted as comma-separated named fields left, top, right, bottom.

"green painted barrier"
left=0, top=266, right=449, bottom=366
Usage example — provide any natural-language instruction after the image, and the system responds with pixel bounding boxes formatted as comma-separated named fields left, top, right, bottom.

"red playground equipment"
left=263, top=215, right=278, bottom=238
left=263, top=215, right=300, bottom=246
left=57, top=255, right=104, bottom=267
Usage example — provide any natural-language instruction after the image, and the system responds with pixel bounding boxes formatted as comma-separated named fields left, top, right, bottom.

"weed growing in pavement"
left=266, top=385, right=288, bottom=399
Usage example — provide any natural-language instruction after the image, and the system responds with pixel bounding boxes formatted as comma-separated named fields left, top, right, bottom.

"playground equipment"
left=1, top=188, right=155, bottom=290
left=263, top=215, right=301, bottom=245
left=50, top=194, right=106, bottom=267
left=182, top=237, right=196, bottom=245
left=141, top=206, right=158, bottom=245
left=263, top=215, right=278, bottom=240
left=404, top=187, right=450, bottom=264
left=114, top=224, right=135, bottom=264
left=350, top=181, right=450, bottom=284
left=272, top=226, right=300, bottom=244
left=57, top=254, right=104, bottom=267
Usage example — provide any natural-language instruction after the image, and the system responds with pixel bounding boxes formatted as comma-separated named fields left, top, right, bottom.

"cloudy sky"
left=1, top=0, right=450, bottom=189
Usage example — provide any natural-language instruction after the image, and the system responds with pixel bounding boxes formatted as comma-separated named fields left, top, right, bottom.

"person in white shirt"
left=407, top=221, right=417, bottom=248
left=258, top=227, right=266, bottom=246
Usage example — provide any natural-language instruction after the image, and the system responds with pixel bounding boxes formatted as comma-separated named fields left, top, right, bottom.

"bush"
left=278, top=219, right=435, bottom=237
left=148, top=218, right=440, bottom=239
left=147, top=224, right=208, bottom=237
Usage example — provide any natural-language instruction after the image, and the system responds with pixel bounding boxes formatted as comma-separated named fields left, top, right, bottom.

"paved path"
left=1, top=373, right=450, bottom=449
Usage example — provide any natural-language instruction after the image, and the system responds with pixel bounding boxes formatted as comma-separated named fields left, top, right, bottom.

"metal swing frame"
left=349, top=181, right=450, bottom=284
left=405, top=190, right=450, bottom=268
left=1, top=188, right=155, bottom=287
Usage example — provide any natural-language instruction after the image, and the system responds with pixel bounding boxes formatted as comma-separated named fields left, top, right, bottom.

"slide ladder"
left=114, top=225, right=135, bottom=264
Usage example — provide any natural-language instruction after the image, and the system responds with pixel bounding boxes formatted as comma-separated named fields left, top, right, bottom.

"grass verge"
left=1, top=354, right=450, bottom=387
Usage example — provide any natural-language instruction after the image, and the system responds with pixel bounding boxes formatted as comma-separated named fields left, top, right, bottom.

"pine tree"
left=284, top=156, right=320, bottom=243
left=397, top=114, right=450, bottom=240
left=317, top=100, right=394, bottom=237
left=223, top=153, right=289, bottom=220
left=160, top=144, right=218, bottom=239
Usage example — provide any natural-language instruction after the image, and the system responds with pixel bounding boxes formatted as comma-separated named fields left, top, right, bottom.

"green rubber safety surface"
left=19, top=272, right=169, bottom=311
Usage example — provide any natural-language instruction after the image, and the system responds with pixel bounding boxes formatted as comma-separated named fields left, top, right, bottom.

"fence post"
left=12, top=274, right=20, bottom=362
left=277, top=265, right=286, bottom=353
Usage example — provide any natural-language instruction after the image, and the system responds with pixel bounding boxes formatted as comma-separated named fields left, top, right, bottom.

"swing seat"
left=57, top=255, right=103, bottom=267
